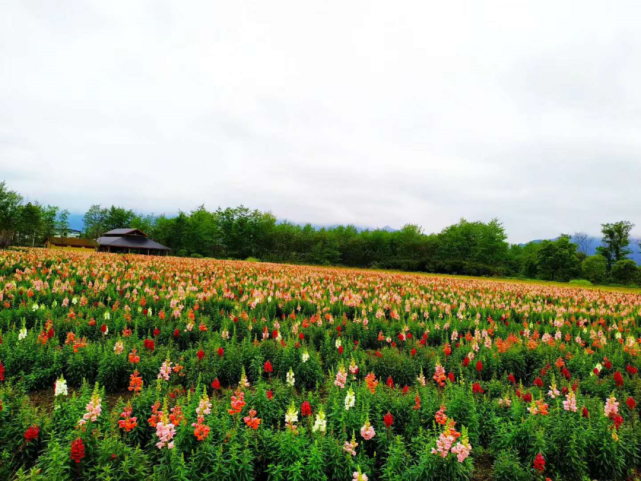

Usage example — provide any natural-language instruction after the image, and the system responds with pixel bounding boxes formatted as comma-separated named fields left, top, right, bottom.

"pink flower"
left=360, top=421, right=376, bottom=441
left=604, top=395, right=619, bottom=418
left=343, top=439, right=358, bottom=456
left=156, top=420, right=176, bottom=449
left=158, top=359, right=172, bottom=381
left=563, top=391, right=577, bottom=412
left=334, top=367, right=347, bottom=389
left=78, top=393, right=102, bottom=426
left=451, top=441, right=472, bottom=463
left=431, top=431, right=456, bottom=458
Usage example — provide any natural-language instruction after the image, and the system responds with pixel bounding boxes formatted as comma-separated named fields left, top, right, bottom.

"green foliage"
left=582, top=254, right=607, bottom=284
left=611, top=259, right=639, bottom=285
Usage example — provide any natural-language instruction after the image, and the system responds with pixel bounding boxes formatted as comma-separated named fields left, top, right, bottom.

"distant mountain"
left=523, top=235, right=641, bottom=264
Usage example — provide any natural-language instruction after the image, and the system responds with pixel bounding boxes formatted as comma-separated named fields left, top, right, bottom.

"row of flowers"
left=0, top=248, right=640, bottom=479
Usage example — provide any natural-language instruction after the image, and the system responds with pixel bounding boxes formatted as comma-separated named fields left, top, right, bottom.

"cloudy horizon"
left=2, top=1, right=641, bottom=243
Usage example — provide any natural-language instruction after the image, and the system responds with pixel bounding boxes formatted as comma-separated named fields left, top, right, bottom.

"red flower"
left=402, top=385, right=409, bottom=395
left=301, top=401, right=312, bottom=416
left=24, top=426, right=39, bottom=442
left=153, top=328, right=160, bottom=337
left=384, top=411, right=394, bottom=429
left=472, top=382, right=484, bottom=395
left=613, top=414, right=624, bottom=430
left=266, top=390, right=274, bottom=400
left=626, top=365, right=638, bottom=375
left=197, top=349, right=205, bottom=361
left=211, top=378, right=220, bottom=390
left=410, top=348, right=417, bottom=357
left=386, top=376, right=394, bottom=389
left=462, top=357, right=470, bottom=367
left=627, top=397, right=637, bottom=410
left=476, top=361, right=483, bottom=372
left=561, top=367, right=571, bottom=380
left=533, top=453, right=545, bottom=472
left=71, top=438, right=85, bottom=463
left=448, top=372, right=455, bottom=383
left=508, top=373, right=516, bottom=384
left=264, top=361, right=273, bottom=373
left=523, top=392, right=532, bottom=403
left=338, top=346, right=344, bottom=354
left=534, top=377, right=543, bottom=388
left=0, top=362, right=4, bottom=382
left=604, top=359, right=613, bottom=370
left=173, top=329, right=180, bottom=338
left=144, top=339, right=155, bottom=351
left=614, top=371, right=624, bottom=387
left=582, top=407, right=590, bottom=418
left=217, top=347, right=224, bottom=357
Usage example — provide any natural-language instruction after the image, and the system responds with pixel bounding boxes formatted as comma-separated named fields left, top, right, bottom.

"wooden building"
left=46, top=237, right=98, bottom=251
left=97, top=228, right=170, bottom=255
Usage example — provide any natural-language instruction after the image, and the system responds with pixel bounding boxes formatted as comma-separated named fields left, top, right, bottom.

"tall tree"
left=536, top=235, right=581, bottom=282
left=0, top=182, right=23, bottom=248
left=573, top=232, right=592, bottom=255
left=83, top=205, right=107, bottom=238
left=56, top=209, right=70, bottom=237
left=596, top=221, right=634, bottom=272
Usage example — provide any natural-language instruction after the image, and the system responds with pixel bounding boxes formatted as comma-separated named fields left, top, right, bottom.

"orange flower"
left=243, top=409, right=262, bottom=430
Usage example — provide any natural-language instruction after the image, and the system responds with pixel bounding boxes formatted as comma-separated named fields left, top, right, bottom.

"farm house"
left=96, top=228, right=170, bottom=255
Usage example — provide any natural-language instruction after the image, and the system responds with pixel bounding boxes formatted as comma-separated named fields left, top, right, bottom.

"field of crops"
left=1, top=248, right=641, bottom=480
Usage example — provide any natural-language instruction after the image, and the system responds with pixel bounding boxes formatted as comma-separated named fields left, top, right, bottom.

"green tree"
left=55, top=209, right=70, bottom=237
left=0, top=181, right=23, bottom=247
left=18, top=203, right=43, bottom=246
left=581, top=255, right=607, bottom=284
left=611, top=259, right=639, bottom=285
left=536, top=235, right=580, bottom=282
left=596, top=221, right=634, bottom=272
left=83, top=205, right=107, bottom=238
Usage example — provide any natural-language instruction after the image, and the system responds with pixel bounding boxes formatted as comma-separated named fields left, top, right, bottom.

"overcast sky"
left=1, top=1, right=640, bottom=243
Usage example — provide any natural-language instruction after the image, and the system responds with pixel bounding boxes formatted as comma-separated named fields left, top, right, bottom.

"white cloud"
left=1, top=0, right=640, bottom=243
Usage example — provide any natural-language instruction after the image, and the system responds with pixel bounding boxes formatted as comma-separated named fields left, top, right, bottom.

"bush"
left=611, top=259, right=639, bottom=285
left=582, top=255, right=607, bottom=284
left=569, top=279, right=592, bottom=286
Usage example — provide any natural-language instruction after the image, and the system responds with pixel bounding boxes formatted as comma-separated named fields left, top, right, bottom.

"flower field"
left=1, top=249, right=641, bottom=480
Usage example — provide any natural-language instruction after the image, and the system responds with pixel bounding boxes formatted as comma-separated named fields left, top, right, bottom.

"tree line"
left=1, top=181, right=640, bottom=286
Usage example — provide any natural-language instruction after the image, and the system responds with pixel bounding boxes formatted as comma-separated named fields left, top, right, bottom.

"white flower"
left=335, top=338, right=342, bottom=349
left=54, top=375, right=68, bottom=397
left=31, top=303, right=39, bottom=312
left=345, top=388, right=356, bottom=410
left=302, top=351, right=310, bottom=363
left=615, top=332, right=622, bottom=340
left=313, top=410, right=327, bottom=433
left=104, top=312, right=111, bottom=321
left=286, top=368, right=295, bottom=387
left=71, top=297, right=78, bottom=305
left=18, top=327, right=28, bottom=341
left=285, top=405, right=299, bottom=424
left=148, top=307, right=153, bottom=317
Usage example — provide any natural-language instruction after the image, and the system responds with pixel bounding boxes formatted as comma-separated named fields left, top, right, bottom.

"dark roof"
left=48, top=237, right=98, bottom=248
left=97, top=236, right=170, bottom=251
left=103, top=228, right=148, bottom=237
